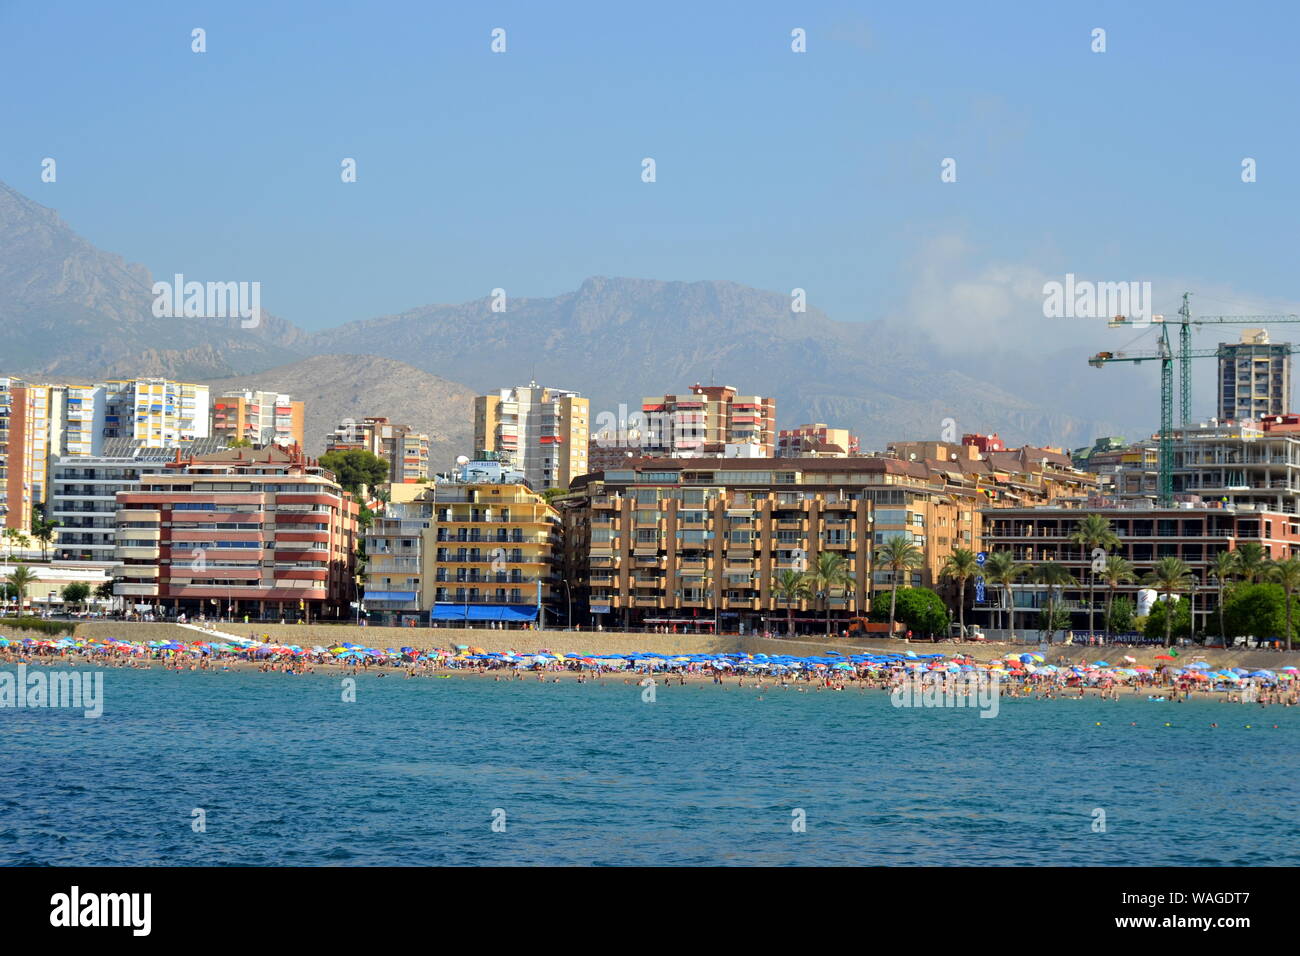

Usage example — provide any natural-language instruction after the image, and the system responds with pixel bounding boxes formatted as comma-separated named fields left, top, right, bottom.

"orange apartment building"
left=211, top=390, right=305, bottom=448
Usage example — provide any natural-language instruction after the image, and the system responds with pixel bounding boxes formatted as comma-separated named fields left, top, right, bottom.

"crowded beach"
left=1, top=630, right=1297, bottom=706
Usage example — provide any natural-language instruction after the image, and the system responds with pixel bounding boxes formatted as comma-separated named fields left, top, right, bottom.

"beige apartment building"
left=567, top=456, right=988, bottom=633
left=474, top=383, right=589, bottom=490
left=361, top=457, right=563, bottom=624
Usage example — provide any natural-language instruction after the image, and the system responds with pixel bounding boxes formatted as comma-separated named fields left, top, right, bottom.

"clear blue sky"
left=2, top=0, right=1296, bottom=335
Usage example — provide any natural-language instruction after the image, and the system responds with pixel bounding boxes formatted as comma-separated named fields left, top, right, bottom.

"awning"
left=363, top=591, right=417, bottom=602
left=431, top=603, right=538, bottom=622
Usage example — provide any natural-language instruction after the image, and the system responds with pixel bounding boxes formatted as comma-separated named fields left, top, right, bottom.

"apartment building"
left=211, top=390, right=305, bottom=447
left=360, top=457, right=563, bottom=624
left=324, top=416, right=430, bottom=484
left=428, top=458, right=563, bottom=623
left=638, top=384, right=776, bottom=458
left=568, top=458, right=887, bottom=633
left=361, top=482, right=432, bottom=624
left=0, top=378, right=59, bottom=531
left=884, top=438, right=1100, bottom=507
left=1218, top=329, right=1291, bottom=422
left=50, top=439, right=226, bottom=564
left=983, top=501, right=1300, bottom=636
left=2, top=376, right=212, bottom=530
left=112, top=445, right=358, bottom=618
left=776, top=423, right=860, bottom=458
left=474, top=383, right=589, bottom=490
left=72, top=379, right=211, bottom=447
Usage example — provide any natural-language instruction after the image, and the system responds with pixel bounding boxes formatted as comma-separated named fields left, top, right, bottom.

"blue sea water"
left=1, top=665, right=1296, bottom=866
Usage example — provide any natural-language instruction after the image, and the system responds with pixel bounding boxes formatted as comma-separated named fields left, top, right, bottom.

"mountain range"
left=0, top=179, right=1148, bottom=470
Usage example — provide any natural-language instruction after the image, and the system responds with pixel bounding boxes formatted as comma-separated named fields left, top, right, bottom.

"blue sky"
left=2, top=0, right=1296, bottom=342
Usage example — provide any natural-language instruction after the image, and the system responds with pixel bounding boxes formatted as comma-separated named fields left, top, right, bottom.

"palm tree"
left=875, top=535, right=924, bottom=637
left=1142, top=556, right=1194, bottom=647
left=772, top=569, right=812, bottom=637
left=939, top=548, right=980, bottom=638
left=1100, top=554, right=1136, bottom=638
left=1069, top=514, right=1120, bottom=638
left=1033, top=563, right=1077, bottom=642
left=3, top=528, right=30, bottom=561
left=30, top=509, right=57, bottom=562
left=1209, top=549, right=1239, bottom=645
left=1234, top=541, right=1267, bottom=584
left=811, top=551, right=855, bottom=636
left=982, top=551, right=1023, bottom=637
left=1267, top=557, right=1300, bottom=652
left=4, top=565, right=37, bottom=616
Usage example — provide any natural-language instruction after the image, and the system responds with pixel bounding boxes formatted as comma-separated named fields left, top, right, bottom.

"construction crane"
left=1090, top=337, right=1300, bottom=505
left=1107, top=292, right=1300, bottom=425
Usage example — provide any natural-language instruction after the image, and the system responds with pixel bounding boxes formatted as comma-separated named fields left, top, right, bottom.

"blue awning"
left=364, top=591, right=417, bottom=602
left=431, top=603, right=538, bottom=622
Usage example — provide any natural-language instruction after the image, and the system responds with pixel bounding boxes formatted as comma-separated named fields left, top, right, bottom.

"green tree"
left=1142, top=556, right=1194, bottom=647
left=1209, top=549, right=1239, bottom=644
left=1144, top=596, right=1191, bottom=641
left=939, top=548, right=980, bottom=637
left=319, top=449, right=390, bottom=494
left=1107, top=595, right=1135, bottom=633
left=772, top=569, right=812, bottom=636
left=94, top=580, right=115, bottom=602
left=61, top=581, right=91, bottom=611
left=1100, top=554, right=1136, bottom=639
left=811, top=551, right=855, bottom=635
left=875, top=534, right=924, bottom=637
left=1070, top=514, right=1120, bottom=637
left=30, top=508, right=57, bottom=561
left=1267, top=557, right=1300, bottom=652
left=1032, top=563, right=1077, bottom=642
left=869, top=587, right=948, bottom=637
left=227, top=437, right=252, bottom=448
left=541, top=487, right=566, bottom=504
left=4, top=565, right=37, bottom=615
left=1234, top=541, right=1267, bottom=584
left=982, top=551, right=1024, bottom=636
left=1223, top=582, right=1297, bottom=645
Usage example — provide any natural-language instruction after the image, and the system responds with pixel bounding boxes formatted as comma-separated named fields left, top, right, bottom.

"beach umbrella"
left=1123, top=655, right=1137, bottom=663
left=1187, top=662, right=1211, bottom=670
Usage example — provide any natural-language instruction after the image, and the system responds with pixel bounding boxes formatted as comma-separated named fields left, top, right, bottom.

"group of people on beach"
left=5, top=635, right=1297, bottom=709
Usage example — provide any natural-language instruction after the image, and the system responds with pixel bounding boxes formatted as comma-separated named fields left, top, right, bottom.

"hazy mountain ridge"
left=0, top=179, right=1137, bottom=453
left=0, top=182, right=309, bottom=379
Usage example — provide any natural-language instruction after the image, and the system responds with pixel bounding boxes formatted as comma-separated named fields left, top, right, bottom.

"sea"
left=1, top=665, right=1296, bottom=866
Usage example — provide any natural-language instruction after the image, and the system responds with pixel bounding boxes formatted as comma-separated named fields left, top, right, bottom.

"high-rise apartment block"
left=324, top=416, right=430, bottom=484
left=1, top=377, right=210, bottom=531
left=211, top=390, right=304, bottom=447
left=474, top=383, right=589, bottom=490
left=639, top=384, right=776, bottom=458
left=1218, top=329, right=1291, bottom=421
